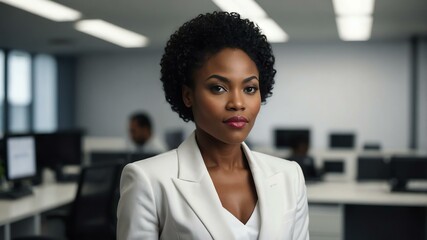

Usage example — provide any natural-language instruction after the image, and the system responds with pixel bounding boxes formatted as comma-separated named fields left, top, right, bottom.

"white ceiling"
left=0, top=0, right=426, bottom=54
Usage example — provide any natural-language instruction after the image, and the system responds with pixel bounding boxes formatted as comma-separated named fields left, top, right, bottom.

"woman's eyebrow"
left=205, top=75, right=259, bottom=83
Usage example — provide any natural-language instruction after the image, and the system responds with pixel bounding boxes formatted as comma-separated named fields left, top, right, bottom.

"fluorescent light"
left=254, top=18, right=288, bottom=42
left=234, top=0, right=267, bottom=18
left=212, top=0, right=288, bottom=43
left=75, top=20, right=149, bottom=48
left=332, top=0, right=375, bottom=16
left=336, top=16, right=373, bottom=41
left=212, top=0, right=267, bottom=18
left=0, top=0, right=81, bottom=21
left=212, top=0, right=240, bottom=14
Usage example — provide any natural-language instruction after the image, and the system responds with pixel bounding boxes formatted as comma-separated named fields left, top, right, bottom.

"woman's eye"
left=210, top=85, right=226, bottom=93
left=244, top=86, right=258, bottom=94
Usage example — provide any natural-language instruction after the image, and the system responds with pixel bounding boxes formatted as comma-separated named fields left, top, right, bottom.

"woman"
left=117, top=12, right=309, bottom=240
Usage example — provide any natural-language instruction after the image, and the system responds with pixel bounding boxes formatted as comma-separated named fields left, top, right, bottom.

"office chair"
left=90, top=151, right=157, bottom=167
left=90, top=151, right=128, bottom=166
left=14, top=164, right=121, bottom=240
left=67, top=163, right=121, bottom=240
left=165, top=129, right=185, bottom=150
left=356, top=156, right=390, bottom=181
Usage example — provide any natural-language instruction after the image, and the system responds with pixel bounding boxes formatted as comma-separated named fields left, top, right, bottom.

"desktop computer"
left=389, top=155, right=427, bottom=193
left=329, top=133, right=356, bottom=149
left=35, top=130, right=84, bottom=182
left=0, top=134, right=37, bottom=199
left=274, top=128, right=310, bottom=149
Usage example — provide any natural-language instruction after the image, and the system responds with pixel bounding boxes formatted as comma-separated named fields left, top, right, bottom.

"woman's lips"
left=224, top=116, right=248, bottom=129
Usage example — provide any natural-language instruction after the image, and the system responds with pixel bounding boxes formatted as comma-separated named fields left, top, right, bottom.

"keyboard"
left=0, top=187, right=33, bottom=200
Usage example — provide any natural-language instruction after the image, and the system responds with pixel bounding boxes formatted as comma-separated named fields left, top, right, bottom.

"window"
left=0, top=51, right=4, bottom=135
left=7, top=51, right=32, bottom=133
left=34, top=54, right=57, bottom=132
left=1, top=50, right=58, bottom=134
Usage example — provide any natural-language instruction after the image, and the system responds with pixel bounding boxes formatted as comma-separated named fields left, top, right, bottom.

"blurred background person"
left=288, top=134, right=320, bottom=181
left=128, top=111, right=167, bottom=153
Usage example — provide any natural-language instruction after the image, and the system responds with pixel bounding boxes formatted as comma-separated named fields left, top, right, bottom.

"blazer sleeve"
left=117, top=163, right=159, bottom=240
left=292, top=162, right=310, bottom=240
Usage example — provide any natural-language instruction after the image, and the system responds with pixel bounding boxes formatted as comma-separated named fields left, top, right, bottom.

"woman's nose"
left=226, top=90, right=245, bottom=111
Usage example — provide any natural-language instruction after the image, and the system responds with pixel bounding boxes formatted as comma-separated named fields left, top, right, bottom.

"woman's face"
left=183, top=48, right=261, bottom=145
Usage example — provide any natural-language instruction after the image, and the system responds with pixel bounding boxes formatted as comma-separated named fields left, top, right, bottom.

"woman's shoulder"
left=251, top=151, right=302, bottom=174
left=123, top=149, right=178, bottom=178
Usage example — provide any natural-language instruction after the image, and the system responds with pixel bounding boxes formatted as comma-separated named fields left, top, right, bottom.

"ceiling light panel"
left=254, top=18, right=289, bottom=43
left=212, top=0, right=288, bottom=42
left=0, top=0, right=81, bottom=21
left=336, top=16, right=373, bottom=41
left=75, top=20, right=149, bottom=48
left=332, top=0, right=375, bottom=16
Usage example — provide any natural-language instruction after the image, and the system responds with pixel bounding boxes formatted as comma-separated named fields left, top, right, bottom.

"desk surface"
left=1, top=181, right=425, bottom=226
left=0, top=183, right=77, bottom=225
left=307, top=181, right=427, bottom=206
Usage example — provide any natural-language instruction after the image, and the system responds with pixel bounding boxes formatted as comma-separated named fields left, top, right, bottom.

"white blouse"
left=223, top=203, right=260, bottom=240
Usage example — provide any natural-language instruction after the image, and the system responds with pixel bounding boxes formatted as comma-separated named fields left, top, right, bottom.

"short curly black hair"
left=160, top=11, right=276, bottom=122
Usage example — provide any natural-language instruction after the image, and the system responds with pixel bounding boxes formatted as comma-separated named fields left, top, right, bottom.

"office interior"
left=0, top=0, right=427, bottom=239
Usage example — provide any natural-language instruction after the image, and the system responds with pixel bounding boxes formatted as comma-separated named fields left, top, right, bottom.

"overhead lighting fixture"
left=75, top=20, right=149, bottom=48
left=336, top=16, right=373, bottom=41
left=0, top=0, right=81, bottom=22
left=212, top=0, right=288, bottom=42
left=212, top=0, right=267, bottom=19
left=254, top=18, right=289, bottom=43
left=332, top=0, right=375, bottom=16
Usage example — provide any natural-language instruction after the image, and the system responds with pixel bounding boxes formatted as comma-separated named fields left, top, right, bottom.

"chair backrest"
left=67, top=164, right=121, bottom=240
left=90, top=151, right=129, bottom=166
left=90, top=151, right=157, bottom=166
left=165, top=129, right=185, bottom=150
left=357, top=156, right=390, bottom=181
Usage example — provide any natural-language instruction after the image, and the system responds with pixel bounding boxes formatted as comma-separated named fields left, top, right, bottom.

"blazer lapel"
left=172, top=132, right=234, bottom=240
left=242, top=143, right=285, bottom=239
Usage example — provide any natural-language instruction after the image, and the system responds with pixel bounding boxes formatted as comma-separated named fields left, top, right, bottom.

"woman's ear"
left=182, top=85, right=193, bottom=108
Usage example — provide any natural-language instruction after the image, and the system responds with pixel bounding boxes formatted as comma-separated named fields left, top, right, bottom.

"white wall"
left=75, top=51, right=193, bottom=147
left=252, top=41, right=410, bottom=150
left=418, top=41, right=427, bottom=151
left=76, top=41, right=424, bottom=151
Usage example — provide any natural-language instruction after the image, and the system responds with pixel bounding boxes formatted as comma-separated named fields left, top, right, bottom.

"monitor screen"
left=274, top=129, right=310, bottom=149
left=390, top=156, right=427, bottom=180
left=329, top=133, right=355, bottom=149
left=36, top=130, right=83, bottom=168
left=357, top=157, right=390, bottom=181
left=4, top=135, right=37, bottom=181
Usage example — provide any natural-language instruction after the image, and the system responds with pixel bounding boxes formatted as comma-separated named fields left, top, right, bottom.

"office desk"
left=1, top=181, right=425, bottom=240
left=306, top=182, right=427, bottom=240
left=0, top=183, right=77, bottom=240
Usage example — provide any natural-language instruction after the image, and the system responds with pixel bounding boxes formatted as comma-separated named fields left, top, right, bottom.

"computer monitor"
left=274, top=129, right=310, bottom=149
left=0, top=134, right=36, bottom=198
left=35, top=130, right=83, bottom=182
left=389, top=156, right=427, bottom=192
left=357, top=156, right=390, bottom=181
left=35, top=130, right=83, bottom=168
left=329, top=133, right=355, bottom=149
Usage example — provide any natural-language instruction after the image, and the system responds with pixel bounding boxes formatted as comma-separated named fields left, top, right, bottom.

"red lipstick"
left=223, top=116, right=249, bottom=129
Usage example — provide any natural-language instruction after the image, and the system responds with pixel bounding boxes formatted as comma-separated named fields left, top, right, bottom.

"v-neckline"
left=223, top=202, right=259, bottom=225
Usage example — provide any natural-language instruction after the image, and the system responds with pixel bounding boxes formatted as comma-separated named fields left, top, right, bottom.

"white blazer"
left=117, top=132, right=309, bottom=240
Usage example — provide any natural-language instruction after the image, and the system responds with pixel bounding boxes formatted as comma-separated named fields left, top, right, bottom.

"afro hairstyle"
left=160, top=11, right=276, bottom=122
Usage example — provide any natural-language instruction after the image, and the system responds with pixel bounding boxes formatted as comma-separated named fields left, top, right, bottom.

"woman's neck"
left=195, top=129, right=246, bottom=171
